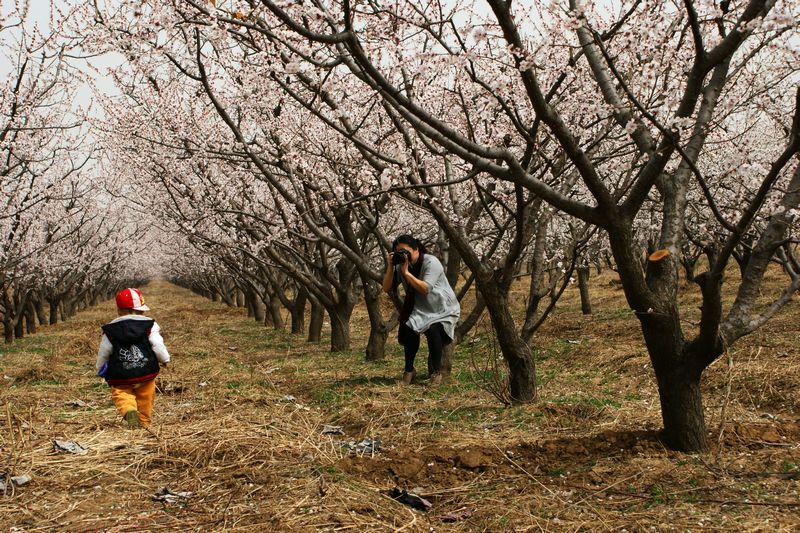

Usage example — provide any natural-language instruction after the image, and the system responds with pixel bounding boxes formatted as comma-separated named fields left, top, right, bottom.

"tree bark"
left=483, top=287, right=536, bottom=402
left=251, top=294, right=266, bottom=322
left=24, top=301, right=36, bottom=335
left=290, top=288, right=307, bottom=335
left=577, top=266, right=592, bottom=315
left=14, top=313, right=24, bottom=339
left=327, top=301, right=353, bottom=352
left=308, top=298, right=324, bottom=342
left=655, top=365, right=708, bottom=452
left=34, top=298, right=47, bottom=326
left=48, top=299, right=60, bottom=325
left=363, top=282, right=389, bottom=361
left=267, top=293, right=284, bottom=330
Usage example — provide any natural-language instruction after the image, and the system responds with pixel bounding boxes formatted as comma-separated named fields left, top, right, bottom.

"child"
left=96, top=288, right=170, bottom=428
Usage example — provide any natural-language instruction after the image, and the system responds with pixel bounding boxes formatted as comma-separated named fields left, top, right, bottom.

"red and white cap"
left=115, top=288, right=150, bottom=312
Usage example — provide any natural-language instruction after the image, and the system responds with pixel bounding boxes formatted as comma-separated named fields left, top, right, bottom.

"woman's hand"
left=399, top=252, right=410, bottom=275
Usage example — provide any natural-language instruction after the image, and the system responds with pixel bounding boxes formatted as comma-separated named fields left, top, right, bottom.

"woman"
left=382, top=235, right=461, bottom=385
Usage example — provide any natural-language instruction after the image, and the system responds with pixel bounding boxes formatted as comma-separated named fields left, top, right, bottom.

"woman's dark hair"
left=392, top=234, right=427, bottom=255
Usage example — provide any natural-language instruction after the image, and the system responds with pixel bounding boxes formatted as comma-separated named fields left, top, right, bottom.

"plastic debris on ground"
left=1, top=473, right=32, bottom=491
left=53, top=440, right=89, bottom=455
left=321, top=424, right=344, bottom=435
left=278, top=395, right=296, bottom=402
left=65, top=399, right=89, bottom=408
left=339, top=437, right=381, bottom=455
left=384, top=487, right=432, bottom=511
left=152, top=487, right=193, bottom=504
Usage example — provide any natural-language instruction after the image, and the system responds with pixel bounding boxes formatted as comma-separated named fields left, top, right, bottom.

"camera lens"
left=392, top=250, right=409, bottom=265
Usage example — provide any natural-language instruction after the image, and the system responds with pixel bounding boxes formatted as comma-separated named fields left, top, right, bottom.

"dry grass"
left=0, top=275, right=798, bottom=532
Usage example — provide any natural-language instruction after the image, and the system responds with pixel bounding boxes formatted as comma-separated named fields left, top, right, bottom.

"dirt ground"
left=0, top=276, right=798, bottom=532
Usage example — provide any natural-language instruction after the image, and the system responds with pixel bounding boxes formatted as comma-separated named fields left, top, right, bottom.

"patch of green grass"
left=534, top=337, right=580, bottom=362
left=226, top=380, right=245, bottom=390
left=623, top=392, right=642, bottom=401
left=647, top=484, right=667, bottom=505
left=311, top=388, right=353, bottom=406
left=780, top=461, right=798, bottom=474
left=535, top=368, right=558, bottom=386
left=324, top=465, right=345, bottom=481
left=545, top=467, right=566, bottom=477
left=191, top=350, right=210, bottom=358
left=1, top=345, right=49, bottom=354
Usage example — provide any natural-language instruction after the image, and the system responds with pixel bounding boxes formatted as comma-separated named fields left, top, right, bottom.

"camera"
left=392, top=249, right=411, bottom=265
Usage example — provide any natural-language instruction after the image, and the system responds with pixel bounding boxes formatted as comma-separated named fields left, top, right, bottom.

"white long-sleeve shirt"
left=96, top=315, right=171, bottom=371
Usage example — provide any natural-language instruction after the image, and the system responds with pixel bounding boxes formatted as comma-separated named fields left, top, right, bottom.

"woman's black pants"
left=399, top=322, right=450, bottom=374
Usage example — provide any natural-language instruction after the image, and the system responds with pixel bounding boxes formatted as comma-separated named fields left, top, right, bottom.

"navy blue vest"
left=101, top=318, right=160, bottom=385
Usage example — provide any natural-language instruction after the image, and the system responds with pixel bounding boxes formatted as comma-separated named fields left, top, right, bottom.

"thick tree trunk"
left=577, top=266, right=592, bottom=315
left=290, top=289, right=307, bottom=335
left=440, top=343, right=454, bottom=376
left=49, top=299, right=60, bottom=325
left=655, top=367, right=708, bottom=452
left=363, top=283, right=389, bottom=362
left=24, top=301, right=36, bottom=335
left=308, top=298, right=324, bottom=342
left=250, top=294, right=261, bottom=321
left=327, top=302, right=353, bottom=353
left=483, top=286, right=536, bottom=402
left=3, top=316, right=12, bottom=343
left=34, top=299, right=47, bottom=326
left=267, top=293, right=284, bottom=330
left=14, top=313, right=24, bottom=339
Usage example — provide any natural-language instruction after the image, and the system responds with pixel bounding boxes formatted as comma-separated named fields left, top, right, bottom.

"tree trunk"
left=245, top=294, right=255, bottom=318
left=34, top=299, right=47, bottom=326
left=49, top=299, right=60, bottom=325
left=24, top=301, right=36, bottom=335
left=251, top=295, right=266, bottom=323
left=308, top=298, right=324, bottom=342
left=440, top=343, right=454, bottom=376
left=3, top=315, right=12, bottom=343
left=290, top=289, right=307, bottom=335
left=483, top=287, right=536, bottom=402
left=327, top=301, right=353, bottom=353
left=577, top=266, right=592, bottom=315
left=14, top=313, right=24, bottom=339
left=363, top=283, right=389, bottom=362
left=267, top=293, right=284, bottom=330
left=655, top=367, right=708, bottom=452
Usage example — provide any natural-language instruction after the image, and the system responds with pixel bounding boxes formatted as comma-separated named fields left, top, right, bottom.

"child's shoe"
left=125, top=410, right=141, bottom=429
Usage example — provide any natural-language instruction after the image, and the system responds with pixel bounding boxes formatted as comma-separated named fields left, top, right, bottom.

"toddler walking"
left=96, top=288, right=170, bottom=428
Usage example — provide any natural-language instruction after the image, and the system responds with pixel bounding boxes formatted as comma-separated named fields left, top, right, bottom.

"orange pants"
left=111, top=379, right=156, bottom=426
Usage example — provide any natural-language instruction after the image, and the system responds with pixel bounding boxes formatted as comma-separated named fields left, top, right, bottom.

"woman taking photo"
left=383, top=235, right=461, bottom=385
